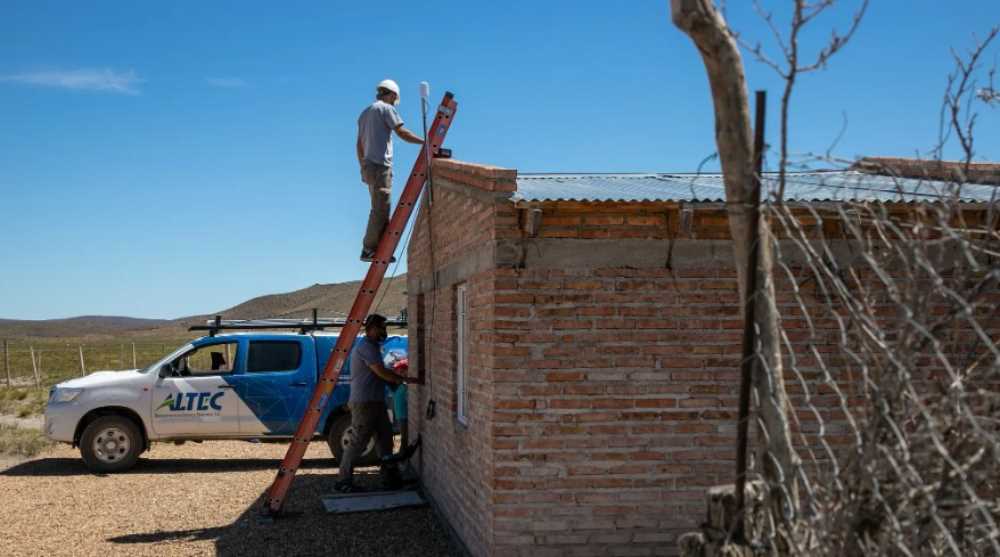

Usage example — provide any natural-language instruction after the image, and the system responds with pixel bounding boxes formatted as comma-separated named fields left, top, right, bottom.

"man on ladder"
left=261, top=90, right=456, bottom=517
left=357, top=79, right=425, bottom=262
left=333, top=314, right=409, bottom=493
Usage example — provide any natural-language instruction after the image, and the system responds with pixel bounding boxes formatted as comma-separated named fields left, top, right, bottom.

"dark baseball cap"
left=363, top=314, right=388, bottom=328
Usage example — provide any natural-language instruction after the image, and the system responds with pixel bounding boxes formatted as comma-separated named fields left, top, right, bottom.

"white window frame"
left=456, top=283, right=469, bottom=425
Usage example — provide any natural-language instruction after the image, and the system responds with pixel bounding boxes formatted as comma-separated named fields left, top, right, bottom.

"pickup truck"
left=43, top=331, right=407, bottom=473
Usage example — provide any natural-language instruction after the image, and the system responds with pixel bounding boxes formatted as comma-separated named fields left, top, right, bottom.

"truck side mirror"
left=158, top=363, right=172, bottom=378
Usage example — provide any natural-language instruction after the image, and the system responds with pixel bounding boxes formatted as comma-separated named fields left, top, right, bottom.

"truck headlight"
left=52, top=388, right=83, bottom=403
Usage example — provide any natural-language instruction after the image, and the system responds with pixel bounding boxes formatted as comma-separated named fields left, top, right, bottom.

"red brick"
left=497, top=400, right=537, bottom=410
left=678, top=398, right=722, bottom=408
left=582, top=215, right=625, bottom=225
left=550, top=399, right=591, bottom=409
left=546, top=372, right=584, bottom=382
left=635, top=398, right=677, bottom=408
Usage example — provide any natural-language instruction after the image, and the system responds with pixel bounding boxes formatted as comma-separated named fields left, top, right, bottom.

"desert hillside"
left=0, top=316, right=171, bottom=338
left=0, top=275, right=407, bottom=339
left=176, top=276, right=407, bottom=327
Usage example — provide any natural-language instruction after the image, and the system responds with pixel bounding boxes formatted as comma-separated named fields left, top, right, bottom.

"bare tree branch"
left=777, top=0, right=870, bottom=201
left=736, top=0, right=870, bottom=202
left=946, top=28, right=999, bottom=162
left=753, top=0, right=792, bottom=65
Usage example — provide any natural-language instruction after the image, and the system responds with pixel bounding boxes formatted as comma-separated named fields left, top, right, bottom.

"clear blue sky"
left=1, top=1, right=997, bottom=320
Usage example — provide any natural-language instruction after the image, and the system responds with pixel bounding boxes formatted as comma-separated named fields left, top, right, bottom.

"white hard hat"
left=376, top=79, right=400, bottom=105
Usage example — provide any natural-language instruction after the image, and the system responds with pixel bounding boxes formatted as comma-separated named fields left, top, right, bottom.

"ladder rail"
left=261, top=92, right=457, bottom=516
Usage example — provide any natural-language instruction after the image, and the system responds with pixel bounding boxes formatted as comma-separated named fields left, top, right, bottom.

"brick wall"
left=407, top=159, right=999, bottom=556
left=407, top=164, right=755, bottom=555
left=410, top=268, right=497, bottom=556
left=407, top=159, right=515, bottom=556
left=489, top=264, right=747, bottom=557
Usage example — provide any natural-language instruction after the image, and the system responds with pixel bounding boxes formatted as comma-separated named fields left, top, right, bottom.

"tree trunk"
left=670, top=0, right=799, bottom=510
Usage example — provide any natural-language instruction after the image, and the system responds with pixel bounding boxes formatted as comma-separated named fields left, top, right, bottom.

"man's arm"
left=393, top=124, right=424, bottom=145
left=357, top=135, right=366, bottom=180
left=367, top=361, right=407, bottom=384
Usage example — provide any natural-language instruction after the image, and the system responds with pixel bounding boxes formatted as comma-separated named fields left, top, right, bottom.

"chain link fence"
left=738, top=167, right=1000, bottom=555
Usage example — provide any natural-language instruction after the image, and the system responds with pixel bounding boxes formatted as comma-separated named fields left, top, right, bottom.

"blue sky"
left=1, top=1, right=997, bottom=320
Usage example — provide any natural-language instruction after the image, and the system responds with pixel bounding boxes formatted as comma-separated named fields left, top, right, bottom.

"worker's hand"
left=391, top=360, right=409, bottom=384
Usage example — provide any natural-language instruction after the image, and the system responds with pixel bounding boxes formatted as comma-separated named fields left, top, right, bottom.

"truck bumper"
left=44, top=403, right=82, bottom=443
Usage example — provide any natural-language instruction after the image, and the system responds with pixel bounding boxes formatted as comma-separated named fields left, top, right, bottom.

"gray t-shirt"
left=349, top=337, right=386, bottom=403
left=358, top=100, right=404, bottom=167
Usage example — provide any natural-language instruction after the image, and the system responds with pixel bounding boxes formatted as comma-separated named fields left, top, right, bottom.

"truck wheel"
left=79, top=415, right=142, bottom=473
left=327, top=414, right=379, bottom=466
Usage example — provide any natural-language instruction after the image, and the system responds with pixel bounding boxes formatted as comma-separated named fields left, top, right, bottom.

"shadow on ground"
left=1, top=456, right=338, bottom=477
left=106, top=471, right=463, bottom=557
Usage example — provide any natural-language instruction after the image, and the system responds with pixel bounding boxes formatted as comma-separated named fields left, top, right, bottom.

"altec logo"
left=157, top=392, right=225, bottom=412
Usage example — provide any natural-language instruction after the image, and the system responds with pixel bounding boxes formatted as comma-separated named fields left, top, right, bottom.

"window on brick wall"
left=455, top=283, right=469, bottom=425
left=416, top=293, right=426, bottom=382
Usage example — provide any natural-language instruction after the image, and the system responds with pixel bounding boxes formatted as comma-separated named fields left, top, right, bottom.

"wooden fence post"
left=79, top=345, right=87, bottom=376
left=131, top=342, right=137, bottom=368
left=3, top=339, right=9, bottom=387
left=30, top=346, right=40, bottom=388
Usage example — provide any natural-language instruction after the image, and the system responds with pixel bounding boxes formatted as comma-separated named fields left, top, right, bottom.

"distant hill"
left=0, top=316, right=171, bottom=339
left=0, top=275, right=408, bottom=339
left=175, top=276, right=408, bottom=327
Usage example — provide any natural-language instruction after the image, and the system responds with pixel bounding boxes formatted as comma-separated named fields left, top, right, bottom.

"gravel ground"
left=0, top=440, right=462, bottom=557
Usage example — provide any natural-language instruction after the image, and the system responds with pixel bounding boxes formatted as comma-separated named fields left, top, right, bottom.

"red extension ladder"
left=261, top=91, right=458, bottom=516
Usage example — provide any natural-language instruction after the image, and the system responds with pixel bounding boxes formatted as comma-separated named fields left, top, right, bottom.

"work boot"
left=381, top=467, right=403, bottom=491
left=360, top=250, right=396, bottom=263
left=333, top=478, right=356, bottom=494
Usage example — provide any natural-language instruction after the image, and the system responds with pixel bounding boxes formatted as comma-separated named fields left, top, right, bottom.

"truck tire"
left=79, top=415, right=142, bottom=473
left=327, top=413, right=379, bottom=466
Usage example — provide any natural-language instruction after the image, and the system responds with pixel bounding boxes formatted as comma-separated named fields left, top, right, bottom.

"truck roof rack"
left=190, top=308, right=407, bottom=336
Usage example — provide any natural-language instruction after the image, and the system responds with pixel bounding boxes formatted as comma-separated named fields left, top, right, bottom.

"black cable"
left=373, top=214, right=415, bottom=316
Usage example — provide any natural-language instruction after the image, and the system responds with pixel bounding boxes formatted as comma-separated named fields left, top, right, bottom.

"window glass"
left=173, top=342, right=238, bottom=376
left=247, top=341, right=302, bottom=373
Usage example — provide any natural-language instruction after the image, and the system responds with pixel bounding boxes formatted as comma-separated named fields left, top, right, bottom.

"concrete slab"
left=321, top=490, right=426, bottom=514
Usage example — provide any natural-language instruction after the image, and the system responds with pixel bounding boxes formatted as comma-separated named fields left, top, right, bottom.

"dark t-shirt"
left=349, top=337, right=386, bottom=403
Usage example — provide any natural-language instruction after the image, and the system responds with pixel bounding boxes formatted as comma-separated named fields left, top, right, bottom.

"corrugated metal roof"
left=512, top=170, right=999, bottom=204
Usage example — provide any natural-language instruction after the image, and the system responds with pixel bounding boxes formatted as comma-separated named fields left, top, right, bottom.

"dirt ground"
left=0, top=440, right=461, bottom=557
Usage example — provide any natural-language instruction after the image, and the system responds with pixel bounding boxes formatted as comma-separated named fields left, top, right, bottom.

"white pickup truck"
left=44, top=331, right=407, bottom=472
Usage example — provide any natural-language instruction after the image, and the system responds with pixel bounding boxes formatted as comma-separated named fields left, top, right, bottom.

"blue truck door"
left=231, top=337, right=315, bottom=435
left=313, top=335, right=352, bottom=433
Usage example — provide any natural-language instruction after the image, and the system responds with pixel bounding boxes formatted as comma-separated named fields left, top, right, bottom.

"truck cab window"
left=172, top=342, right=238, bottom=376
left=247, top=341, right=301, bottom=373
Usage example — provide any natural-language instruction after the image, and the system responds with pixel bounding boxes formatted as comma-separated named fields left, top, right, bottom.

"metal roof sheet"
left=512, top=170, right=999, bottom=204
